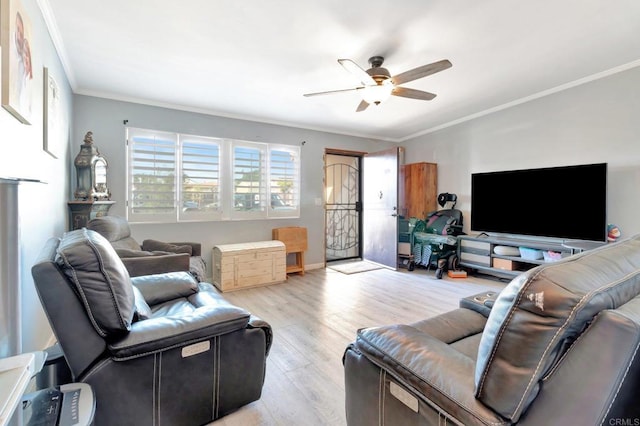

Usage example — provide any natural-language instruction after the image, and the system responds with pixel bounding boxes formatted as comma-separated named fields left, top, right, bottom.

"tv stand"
left=458, top=234, right=574, bottom=279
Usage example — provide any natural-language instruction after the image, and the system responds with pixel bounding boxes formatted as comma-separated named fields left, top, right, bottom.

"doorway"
left=324, top=147, right=401, bottom=269
left=324, top=151, right=363, bottom=262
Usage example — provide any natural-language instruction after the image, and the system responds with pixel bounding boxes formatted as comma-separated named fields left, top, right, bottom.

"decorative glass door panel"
left=325, top=154, right=361, bottom=261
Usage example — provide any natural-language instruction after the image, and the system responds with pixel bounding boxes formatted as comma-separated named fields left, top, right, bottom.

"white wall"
left=0, top=0, right=73, bottom=352
left=402, top=66, right=640, bottom=239
left=72, top=95, right=395, bottom=275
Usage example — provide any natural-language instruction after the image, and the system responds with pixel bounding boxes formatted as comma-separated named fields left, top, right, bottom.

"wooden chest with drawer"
left=212, top=241, right=286, bottom=292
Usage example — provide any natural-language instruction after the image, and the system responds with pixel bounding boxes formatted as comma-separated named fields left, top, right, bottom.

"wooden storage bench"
left=212, top=241, right=286, bottom=292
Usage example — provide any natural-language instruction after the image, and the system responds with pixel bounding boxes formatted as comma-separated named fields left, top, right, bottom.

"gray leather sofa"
left=344, top=234, right=640, bottom=425
left=32, top=228, right=272, bottom=425
left=87, top=215, right=207, bottom=281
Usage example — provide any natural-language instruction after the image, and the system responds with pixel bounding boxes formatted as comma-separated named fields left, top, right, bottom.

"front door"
left=362, top=147, right=400, bottom=269
left=325, top=153, right=362, bottom=262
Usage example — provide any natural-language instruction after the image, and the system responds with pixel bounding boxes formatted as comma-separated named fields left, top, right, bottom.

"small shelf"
left=273, top=227, right=308, bottom=276
left=492, top=254, right=546, bottom=265
left=458, top=234, right=573, bottom=278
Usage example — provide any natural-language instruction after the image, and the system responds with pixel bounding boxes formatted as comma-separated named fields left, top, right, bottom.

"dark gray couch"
left=32, top=228, right=271, bottom=425
left=87, top=215, right=207, bottom=281
left=344, top=234, right=640, bottom=425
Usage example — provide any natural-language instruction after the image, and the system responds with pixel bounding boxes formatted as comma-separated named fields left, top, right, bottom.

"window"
left=126, top=127, right=300, bottom=222
left=269, top=146, right=299, bottom=216
left=127, top=129, right=177, bottom=223
left=232, top=141, right=266, bottom=219
left=180, top=135, right=221, bottom=221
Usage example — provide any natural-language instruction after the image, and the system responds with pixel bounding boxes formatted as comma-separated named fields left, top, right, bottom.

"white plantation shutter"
left=269, top=145, right=300, bottom=218
left=179, top=135, right=222, bottom=221
left=127, top=128, right=177, bottom=223
left=232, top=141, right=267, bottom=219
left=126, top=127, right=300, bottom=222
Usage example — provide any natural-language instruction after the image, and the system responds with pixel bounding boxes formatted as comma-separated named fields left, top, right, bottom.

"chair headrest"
left=55, top=228, right=135, bottom=338
left=87, top=216, right=131, bottom=242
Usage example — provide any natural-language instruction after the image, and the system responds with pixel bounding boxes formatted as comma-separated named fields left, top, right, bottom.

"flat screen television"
left=471, top=163, right=607, bottom=242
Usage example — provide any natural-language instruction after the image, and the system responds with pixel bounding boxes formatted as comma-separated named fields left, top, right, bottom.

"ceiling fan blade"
left=338, top=59, right=376, bottom=86
left=356, top=100, right=370, bottom=112
left=391, top=59, right=452, bottom=85
left=303, top=87, right=364, bottom=97
left=392, top=87, right=437, bottom=101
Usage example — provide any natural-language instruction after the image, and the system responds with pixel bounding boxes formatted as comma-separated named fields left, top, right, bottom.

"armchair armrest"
left=131, top=271, right=198, bottom=305
left=170, top=242, right=202, bottom=257
left=119, top=252, right=190, bottom=277
left=108, top=305, right=250, bottom=360
left=248, top=315, right=273, bottom=356
left=353, top=325, right=504, bottom=425
left=142, top=239, right=201, bottom=257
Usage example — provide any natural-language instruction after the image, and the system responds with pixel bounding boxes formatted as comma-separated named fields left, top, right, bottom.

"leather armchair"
left=87, top=215, right=206, bottom=281
left=32, top=229, right=272, bottom=426
left=344, top=234, right=640, bottom=425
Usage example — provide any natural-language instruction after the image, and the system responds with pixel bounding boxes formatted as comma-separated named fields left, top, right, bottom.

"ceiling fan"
left=303, top=56, right=452, bottom=112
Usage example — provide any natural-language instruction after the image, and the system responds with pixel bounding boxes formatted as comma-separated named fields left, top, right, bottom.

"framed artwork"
left=43, top=66, right=62, bottom=158
left=1, top=0, right=34, bottom=124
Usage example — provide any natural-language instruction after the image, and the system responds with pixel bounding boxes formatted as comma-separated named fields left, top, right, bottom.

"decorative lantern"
left=74, top=131, right=110, bottom=200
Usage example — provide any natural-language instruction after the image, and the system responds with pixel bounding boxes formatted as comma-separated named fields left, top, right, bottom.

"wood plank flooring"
left=210, top=265, right=505, bottom=426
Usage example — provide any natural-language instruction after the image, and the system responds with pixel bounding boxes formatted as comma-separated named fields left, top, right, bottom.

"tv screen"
left=471, top=163, right=607, bottom=242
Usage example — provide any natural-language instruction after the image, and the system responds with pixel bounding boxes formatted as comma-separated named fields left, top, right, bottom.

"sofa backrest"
left=474, top=234, right=640, bottom=422
left=87, top=215, right=140, bottom=251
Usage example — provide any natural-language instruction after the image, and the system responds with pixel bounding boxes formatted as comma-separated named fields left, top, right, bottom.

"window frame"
left=126, top=127, right=300, bottom=223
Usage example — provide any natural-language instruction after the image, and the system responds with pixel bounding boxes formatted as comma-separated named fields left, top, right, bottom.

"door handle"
left=391, top=213, right=398, bottom=217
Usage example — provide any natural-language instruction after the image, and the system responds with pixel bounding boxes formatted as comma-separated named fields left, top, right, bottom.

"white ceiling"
left=42, top=0, right=640, bottom=142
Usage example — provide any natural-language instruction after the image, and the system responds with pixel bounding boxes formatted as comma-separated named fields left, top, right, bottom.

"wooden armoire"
left=399, top=162, right=437, bottom=220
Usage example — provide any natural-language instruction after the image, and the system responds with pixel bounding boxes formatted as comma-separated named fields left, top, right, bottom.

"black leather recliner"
left=32, top=228, right=272, bottom=426
left=344, top=234, right=640, bottom=425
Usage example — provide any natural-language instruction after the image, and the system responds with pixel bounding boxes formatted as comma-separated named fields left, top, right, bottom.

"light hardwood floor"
left=211, top=265, right=505, bottom=426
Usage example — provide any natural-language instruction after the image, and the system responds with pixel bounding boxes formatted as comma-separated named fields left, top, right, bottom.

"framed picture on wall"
left=1, top=0, right=35, bottom=124
left=43, top=66, right=63, bottom=158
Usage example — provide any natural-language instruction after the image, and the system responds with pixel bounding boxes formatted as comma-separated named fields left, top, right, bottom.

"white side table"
left=0, top=352, right=45, bottom=426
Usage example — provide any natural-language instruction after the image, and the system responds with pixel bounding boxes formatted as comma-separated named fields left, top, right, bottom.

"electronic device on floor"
left=22, top=383, right=94, bottom=426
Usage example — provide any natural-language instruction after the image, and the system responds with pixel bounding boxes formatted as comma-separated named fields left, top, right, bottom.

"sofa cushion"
left=475, top=234, right=640, bottom=421
left=131, top=285, right=152, bottom=321
left=55, top=229, right=135, bottom=337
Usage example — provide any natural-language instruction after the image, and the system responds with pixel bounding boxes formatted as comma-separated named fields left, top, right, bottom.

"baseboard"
left=306, top=263, right=324, bottom=270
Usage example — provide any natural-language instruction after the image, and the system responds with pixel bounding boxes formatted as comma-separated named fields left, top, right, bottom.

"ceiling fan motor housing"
left=366, top=57, right=391, bottom=84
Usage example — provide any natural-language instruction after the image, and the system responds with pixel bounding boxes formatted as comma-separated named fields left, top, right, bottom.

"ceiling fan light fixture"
left=361, top=81, right=393, bottom=105
left=303, top=56, right=451, bottom=111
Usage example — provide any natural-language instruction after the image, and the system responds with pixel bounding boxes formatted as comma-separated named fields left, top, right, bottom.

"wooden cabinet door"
left=401, top=162, right=437, bottom=219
